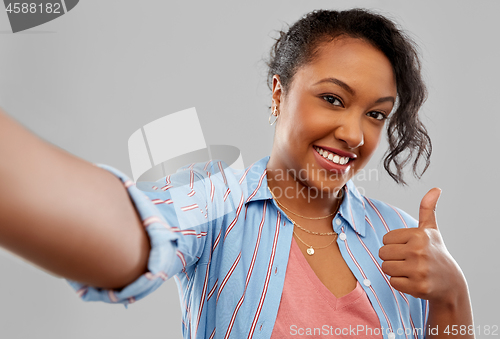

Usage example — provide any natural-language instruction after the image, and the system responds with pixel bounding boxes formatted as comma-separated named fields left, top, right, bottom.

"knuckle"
left=409, top=247, right=428, bottom=260
left=414, top=230, right=427, bottom=241
left=416, top=281, right=431, bottom=296
left=411, top=230, right=431, bottom=247
left=415, top=263, right=430, bottom=281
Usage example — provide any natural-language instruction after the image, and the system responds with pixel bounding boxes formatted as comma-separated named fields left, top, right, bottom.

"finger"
left=381, top=260, right=408, bottom=277
left=388, top=276, right=413, bottom=295
left=379, top=244, right=408, bottom=261
left=382, top=228, right=415, bottom=245
left=418, top=187, right=442, bottom=229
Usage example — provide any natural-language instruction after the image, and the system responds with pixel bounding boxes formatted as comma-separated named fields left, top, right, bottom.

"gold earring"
left=269, top=107, right=279, bottom=126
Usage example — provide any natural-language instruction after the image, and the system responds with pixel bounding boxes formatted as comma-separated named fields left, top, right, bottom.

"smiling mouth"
left=314, top=146, right=353, bottom=165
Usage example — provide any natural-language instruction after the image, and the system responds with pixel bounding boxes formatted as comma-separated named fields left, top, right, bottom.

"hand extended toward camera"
left=379, top=188, right=474, bottom=338
left=0, top=109, right=150, bottom=289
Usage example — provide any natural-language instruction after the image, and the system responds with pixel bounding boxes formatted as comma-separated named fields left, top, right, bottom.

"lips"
left=312, top=145, right=356, bottom=173
left=314, top=145, right=357, bottom=159
left=314, top=145, right=356, bottom=165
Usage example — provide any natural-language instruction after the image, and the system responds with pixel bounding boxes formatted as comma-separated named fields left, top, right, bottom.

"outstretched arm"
left=0, top=108, right=150, bottom=290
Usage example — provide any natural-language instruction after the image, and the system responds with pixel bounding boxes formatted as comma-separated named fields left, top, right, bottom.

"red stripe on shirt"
left=365, top=197, right=391, bottom=232
left=213, top=228, right=222, bottom=252
left=223, top=188, right=230, bottom=202
left=208, top=172, right=215, bottom=202
left=170, top=228, right=207, bottom=238
left=247, top=211, right=280, bottom=339
left=207, top=279, right=218, bottom=301
left=223, top=193, right=244, bottom=242
left=189, top=170, right=194, bottom=190
left=176, top=250, right=187, bottom=267
left=365, top=215, right=376, bottom=232
left=388, top=204, right=408, bottom=228
left=238, top=161, right=256, bottom=185
left=204, top=161, right=211, bottom=171
left=245, top=170, right=267, bottom=203
left=151, top=198, right=173, bottom=205
left=181, top=204, right=199, bottom=212
left=218, top=161, right=227, bottom=186
left=195, top=237, right=214, bottom=338
left=216, top=252, right=241, bottom=303
left=224, top=201, right=268, bottom=339
left=142, top=216, right=170, bottom=229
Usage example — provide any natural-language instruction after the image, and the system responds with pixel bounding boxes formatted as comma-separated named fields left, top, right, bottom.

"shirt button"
left=363, top=279, right=371, bottom=287
left=339, top=232, right=347, bottom=241
left=388, top=332, right=396, bottom=339
left=335, top=218, right=341, bottom=225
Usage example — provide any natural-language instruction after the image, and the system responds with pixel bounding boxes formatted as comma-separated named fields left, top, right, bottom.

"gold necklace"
left=268, top=185, right=339, bottom=236
left=268, top=186, right=338, bottom=220
left=293, top=229, right=337, bottom=255
left=287, top=214, right=337, bottom=236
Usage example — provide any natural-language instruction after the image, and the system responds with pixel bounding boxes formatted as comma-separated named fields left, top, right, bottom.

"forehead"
left=295, top=37, right=396, bottom=94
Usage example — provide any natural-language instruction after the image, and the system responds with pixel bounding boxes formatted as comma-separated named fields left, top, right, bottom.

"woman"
left=0, top=8, right=473, bottom=339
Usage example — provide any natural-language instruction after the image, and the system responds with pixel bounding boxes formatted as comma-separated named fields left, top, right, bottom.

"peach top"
left=270, top=237, right=382, bottom=338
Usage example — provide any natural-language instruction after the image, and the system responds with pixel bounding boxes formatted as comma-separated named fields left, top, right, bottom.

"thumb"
left=418, top=187, right=442, bottom=229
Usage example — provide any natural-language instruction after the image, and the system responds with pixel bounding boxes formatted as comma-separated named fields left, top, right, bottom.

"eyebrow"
left=313, top=77, right=395, bottom=104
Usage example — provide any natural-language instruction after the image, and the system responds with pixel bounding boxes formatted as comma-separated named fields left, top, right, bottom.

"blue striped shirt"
left=67, top=156, right=428, bottom=339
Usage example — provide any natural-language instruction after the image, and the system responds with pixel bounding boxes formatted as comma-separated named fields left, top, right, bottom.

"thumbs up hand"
left=379, top=188, right=465, bottom=302
left=418, top=187, right=441, bottom=230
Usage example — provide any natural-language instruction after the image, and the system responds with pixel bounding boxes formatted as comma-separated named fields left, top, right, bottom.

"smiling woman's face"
left=269, top=36, right=397, bottom=198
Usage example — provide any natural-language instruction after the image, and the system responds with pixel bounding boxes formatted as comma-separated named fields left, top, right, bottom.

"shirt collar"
left=242, top=156, right=367, bottom=237
left=338, top=179, right=367, bottom=237
left=242, top=156, right=273, bottom=203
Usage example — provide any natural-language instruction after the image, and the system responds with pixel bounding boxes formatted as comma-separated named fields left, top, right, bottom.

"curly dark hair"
left=266, top=8, right=432, bottom=185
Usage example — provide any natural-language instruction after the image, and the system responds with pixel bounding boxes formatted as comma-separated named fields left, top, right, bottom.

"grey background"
left=0, top=0, right=498, bottom=338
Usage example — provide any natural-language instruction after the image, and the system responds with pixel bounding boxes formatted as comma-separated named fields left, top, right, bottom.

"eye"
left=366, top=111, right=388, bottom=121
left=322, top=95, right=344, bottom=107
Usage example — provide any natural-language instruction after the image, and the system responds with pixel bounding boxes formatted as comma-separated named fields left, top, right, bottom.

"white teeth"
left=315, top=147, right=350, bottom=165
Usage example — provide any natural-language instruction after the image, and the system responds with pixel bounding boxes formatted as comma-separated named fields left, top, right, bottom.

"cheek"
left=281, top=102, right=314, bottom=138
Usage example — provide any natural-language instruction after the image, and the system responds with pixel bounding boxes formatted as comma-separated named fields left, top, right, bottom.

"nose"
left=333, top=113, right=364, bottom=149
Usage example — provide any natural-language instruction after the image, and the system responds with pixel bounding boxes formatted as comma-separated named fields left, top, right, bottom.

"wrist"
left=430, top=274, right=469, bottom=311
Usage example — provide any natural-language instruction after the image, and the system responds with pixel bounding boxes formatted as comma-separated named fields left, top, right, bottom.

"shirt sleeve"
left=65, top=162, right=215, bottom=308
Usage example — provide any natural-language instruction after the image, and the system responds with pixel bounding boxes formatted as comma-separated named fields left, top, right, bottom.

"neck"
left=266, top=165, right=344, bottom=218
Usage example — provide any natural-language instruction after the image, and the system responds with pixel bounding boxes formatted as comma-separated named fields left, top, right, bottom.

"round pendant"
left=306, top=247, right=315, bottom=255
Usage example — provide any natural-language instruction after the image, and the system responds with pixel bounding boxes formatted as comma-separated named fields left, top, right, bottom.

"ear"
left=272, top=74, right=283, bottom=109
